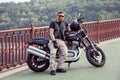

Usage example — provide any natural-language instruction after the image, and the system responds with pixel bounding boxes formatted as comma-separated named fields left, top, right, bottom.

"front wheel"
left=27, top=54, right=49, bottom=72
left=86, top=46, right=106, bottom=67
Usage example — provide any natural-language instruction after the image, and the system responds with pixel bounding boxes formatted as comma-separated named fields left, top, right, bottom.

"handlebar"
left=77, top=17, right=84, bottom=21
left=77, top=17, right=84, bottom=24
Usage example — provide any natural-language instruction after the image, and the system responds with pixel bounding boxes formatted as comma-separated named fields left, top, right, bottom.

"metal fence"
left=0, top=18, right=120, bottom=72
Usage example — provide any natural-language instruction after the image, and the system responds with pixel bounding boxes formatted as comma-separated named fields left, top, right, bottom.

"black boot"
left=50, top=70, right=56, bottom=75
left=56, top=68, right=66, bottom=73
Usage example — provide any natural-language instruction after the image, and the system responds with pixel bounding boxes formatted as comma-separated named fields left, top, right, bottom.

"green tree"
left=0, top=0, right=120, bottom=30
left=99, top=10, right=112, bottom=20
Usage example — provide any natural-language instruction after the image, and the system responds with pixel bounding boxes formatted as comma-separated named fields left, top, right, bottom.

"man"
left=48, top=11, right=70, bottom=75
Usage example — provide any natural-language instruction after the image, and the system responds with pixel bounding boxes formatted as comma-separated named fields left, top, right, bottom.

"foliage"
left=0, top=0, right=120, bottom=30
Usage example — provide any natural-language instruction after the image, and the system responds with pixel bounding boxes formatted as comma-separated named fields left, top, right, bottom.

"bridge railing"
left=84, top=18, right=120, bottom=43
left=0, top=18, right=120, bottom=72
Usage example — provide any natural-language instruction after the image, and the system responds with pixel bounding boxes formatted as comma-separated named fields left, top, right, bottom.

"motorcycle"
left=26, top=14, right=106, bottom=72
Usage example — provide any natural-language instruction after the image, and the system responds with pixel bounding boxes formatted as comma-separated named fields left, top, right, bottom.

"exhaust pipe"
left=28, top=46, right=50, bottom=56
left=27, top=46, right=50, bottom=59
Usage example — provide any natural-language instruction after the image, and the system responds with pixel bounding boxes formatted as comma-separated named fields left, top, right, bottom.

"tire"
left=27, top=54, right=49, bottom=72
left=86, top=46, right=106, bottom=67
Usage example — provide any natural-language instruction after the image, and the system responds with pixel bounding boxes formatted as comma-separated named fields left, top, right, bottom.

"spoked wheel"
left=27, top=54, right=49, bottom=72
left=86, top=46, right=106, bottom=67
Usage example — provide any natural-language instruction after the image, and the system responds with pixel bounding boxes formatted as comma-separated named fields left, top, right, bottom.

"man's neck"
left=56, top=19, right=63, bottom=23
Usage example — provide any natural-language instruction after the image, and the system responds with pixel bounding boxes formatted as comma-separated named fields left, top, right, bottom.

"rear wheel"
left=86, top=46, right=106, bottom=67
left=27, top=54, right=49, bottom=72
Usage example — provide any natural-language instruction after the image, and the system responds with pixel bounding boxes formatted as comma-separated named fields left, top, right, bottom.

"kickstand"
left=68, top=62, right=71, bottom=68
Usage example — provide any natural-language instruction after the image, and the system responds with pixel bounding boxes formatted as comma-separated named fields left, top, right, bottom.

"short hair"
left=57, top=11, right=64, bottom=15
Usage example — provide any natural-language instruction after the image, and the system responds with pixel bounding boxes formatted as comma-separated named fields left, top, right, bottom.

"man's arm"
left=65, top=21, right=71, bottom=31
left=49, top=28, right=58, bottom=48
left=66, top=26, right=71, bottom=31
left=49, top=28, right=56, bottom=41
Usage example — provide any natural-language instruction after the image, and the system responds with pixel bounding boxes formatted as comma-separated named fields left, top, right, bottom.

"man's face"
left=57, top=13, right=64, bottom=22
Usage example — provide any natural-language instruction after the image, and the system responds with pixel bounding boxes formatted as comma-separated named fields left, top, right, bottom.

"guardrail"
left=0, top=18, right=120, bottom=72
left=84, top=18, right=120, bottom=43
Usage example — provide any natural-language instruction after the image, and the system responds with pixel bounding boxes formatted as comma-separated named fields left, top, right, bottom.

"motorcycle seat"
left=28, top=37, right=49, bottom=46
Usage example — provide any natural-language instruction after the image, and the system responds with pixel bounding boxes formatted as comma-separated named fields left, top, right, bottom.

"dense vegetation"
left=0, top=0, right=120, bottom=30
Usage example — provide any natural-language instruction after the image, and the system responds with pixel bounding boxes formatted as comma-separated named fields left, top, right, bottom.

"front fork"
left=83, top=37, right=102, bottom=61
left=81, top=36, right=99, bottom=56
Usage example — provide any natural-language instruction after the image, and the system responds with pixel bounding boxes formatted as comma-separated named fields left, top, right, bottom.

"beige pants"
left=48, top=39, right=68, bottom=70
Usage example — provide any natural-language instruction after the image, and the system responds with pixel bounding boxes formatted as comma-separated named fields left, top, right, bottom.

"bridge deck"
left=1, top=38, right=120, bottom=80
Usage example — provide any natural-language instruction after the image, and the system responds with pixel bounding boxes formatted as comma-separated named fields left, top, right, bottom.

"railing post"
left=97, top=20, right=100, bottom=44
left=0, top=33, right=3, bottom=71
left=30, top=23, right=35, bottom=39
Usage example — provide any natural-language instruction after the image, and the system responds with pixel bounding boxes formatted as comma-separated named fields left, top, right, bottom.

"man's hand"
left=53, top=41, right=58, bottom=49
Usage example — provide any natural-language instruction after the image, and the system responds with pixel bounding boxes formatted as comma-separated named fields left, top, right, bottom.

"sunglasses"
left=58, top=15, right=64, bottom=17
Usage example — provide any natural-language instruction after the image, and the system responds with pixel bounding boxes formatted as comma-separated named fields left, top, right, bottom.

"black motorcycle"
left=26, top=14, right=106, bottom=72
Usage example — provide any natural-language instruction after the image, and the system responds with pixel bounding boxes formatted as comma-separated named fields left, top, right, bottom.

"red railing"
left=84, top=18, right=120, bottom=43
left=0, top=18, right=120, bottom=72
